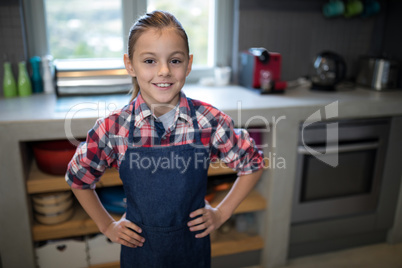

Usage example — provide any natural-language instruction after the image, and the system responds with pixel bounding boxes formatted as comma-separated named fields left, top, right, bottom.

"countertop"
left=1, top=84, right=402, bottom=124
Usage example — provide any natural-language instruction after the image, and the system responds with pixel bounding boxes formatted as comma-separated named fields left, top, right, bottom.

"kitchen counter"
left=1, top=84, right=402, bottom=122
left=1, top=84, right=402, bottom=268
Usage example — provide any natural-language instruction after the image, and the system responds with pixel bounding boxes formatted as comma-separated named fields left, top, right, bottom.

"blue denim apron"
left=118, top=98, right=211, bottom=268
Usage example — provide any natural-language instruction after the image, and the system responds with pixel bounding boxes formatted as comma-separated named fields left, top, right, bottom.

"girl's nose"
left=158, top=63, right=171, bottom=77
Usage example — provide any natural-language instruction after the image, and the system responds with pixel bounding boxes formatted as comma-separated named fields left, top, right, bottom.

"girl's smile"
left=124, top=28, right=193, bottom=116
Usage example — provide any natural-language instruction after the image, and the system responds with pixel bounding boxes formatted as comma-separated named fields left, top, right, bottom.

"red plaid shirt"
left=66, top=92, right=264, bottom=189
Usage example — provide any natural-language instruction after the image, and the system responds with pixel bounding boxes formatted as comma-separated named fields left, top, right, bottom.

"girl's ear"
left=124, top=54, right=136, bottom=77
left=186, top=54, right=193, bottom=77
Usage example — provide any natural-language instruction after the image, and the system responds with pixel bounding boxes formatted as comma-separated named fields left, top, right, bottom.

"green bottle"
left=3, top=62, right=18, bottom=98
left=18, top=61, right=32, bottom=97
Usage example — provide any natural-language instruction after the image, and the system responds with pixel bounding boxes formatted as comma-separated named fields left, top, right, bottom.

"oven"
left=289, top=117, right=399, bottom=258
left=292, top=118, right=390, bottom=223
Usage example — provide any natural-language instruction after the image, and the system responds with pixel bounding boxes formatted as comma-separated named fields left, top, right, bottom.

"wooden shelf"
left=210, top=189, right=266, bottom=214
left=27, top=161, right=236, bottom=194
left=31, top=189, right=265, bottom=242
left=32, top=205, right=121, bottom=241
left=89, top=262, right=120, bottom=268
left=26, top=163, right=122, bottom=194
left=211, top=229, right=264, bottom=257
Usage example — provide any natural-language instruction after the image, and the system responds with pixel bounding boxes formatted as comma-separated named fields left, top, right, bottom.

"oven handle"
left=298, top=141, right=379, bottom=155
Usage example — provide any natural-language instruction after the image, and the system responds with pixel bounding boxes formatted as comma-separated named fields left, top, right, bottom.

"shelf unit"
left=27, top=160, right=240, bottom=194
left=27, top=160, right=266, bottom=267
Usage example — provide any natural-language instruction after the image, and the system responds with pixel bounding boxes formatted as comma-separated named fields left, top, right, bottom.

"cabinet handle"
left=297, top=141, right=379, bottom=155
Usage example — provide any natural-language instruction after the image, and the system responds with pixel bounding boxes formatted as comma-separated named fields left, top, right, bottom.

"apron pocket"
left=135, top=223, right=210, bottom=268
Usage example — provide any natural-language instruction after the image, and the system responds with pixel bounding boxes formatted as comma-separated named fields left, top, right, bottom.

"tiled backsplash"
left=0, top=1, right=26, bottom=97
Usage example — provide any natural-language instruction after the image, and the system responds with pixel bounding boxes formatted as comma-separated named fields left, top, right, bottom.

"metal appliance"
left=239, top=48, right=285, bottom=93
left=289, top=117, right=401, bottom=258
left=310, top=51, right=346, bottom=91
left=54, top=59, right=132, bottom=96
left=356, top=57, right=400, bottom=90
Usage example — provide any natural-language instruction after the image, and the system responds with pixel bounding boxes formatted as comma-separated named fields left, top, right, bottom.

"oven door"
left=292, top=141, right=383, bottom=223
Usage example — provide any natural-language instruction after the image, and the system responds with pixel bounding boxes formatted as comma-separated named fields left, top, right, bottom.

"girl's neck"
left=153, top=106, right=173, bottom=117
left=150, top=99, right=180, bottom=117
left=138, top=91, right=180, bottom=117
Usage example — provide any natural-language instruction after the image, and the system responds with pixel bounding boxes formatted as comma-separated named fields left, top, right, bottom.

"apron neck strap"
left=128, top=100, right=137, bottom=143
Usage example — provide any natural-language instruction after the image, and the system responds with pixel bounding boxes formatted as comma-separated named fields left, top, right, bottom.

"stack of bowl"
left=32, top=191, right=74, bottom=225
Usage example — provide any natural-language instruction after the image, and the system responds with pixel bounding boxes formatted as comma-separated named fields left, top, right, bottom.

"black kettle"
left=310, top=51, right=347, bottom=91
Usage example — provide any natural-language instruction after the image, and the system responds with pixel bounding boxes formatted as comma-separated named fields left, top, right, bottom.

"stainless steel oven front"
left=292, top=118, right=390, bottom=223
left=288, top=117, right=397, bottom=258
left=288, top=116, right=402, bottom=258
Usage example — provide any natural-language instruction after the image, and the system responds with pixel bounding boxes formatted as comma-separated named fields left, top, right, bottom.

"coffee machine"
left=239, top=47, right=285, bottom=93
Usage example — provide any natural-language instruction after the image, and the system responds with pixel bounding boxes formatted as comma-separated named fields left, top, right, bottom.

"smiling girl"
left=66, top=10, right=264, bottom=268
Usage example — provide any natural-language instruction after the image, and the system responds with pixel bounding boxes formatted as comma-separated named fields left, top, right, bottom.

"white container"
left=34, top=206, right=74, bottom=225
left=33, top=197, right=73, bottom=215
left=42, top=55, right=55, bottom=94
left=32, top=191, right=72, bottom=206
left=214, top=66, right=231, bottom=86
left=35, top=238, right=87, bottom=268
left=87, top=234, right=120, bottom=266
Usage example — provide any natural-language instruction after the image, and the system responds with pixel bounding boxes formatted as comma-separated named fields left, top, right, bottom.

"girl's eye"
left=171, top=59, right=182, bottom=64
left=144, top=59, right=155, bottom=64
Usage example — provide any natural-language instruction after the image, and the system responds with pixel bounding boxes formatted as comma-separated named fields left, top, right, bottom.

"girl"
left=66, top=10, right=264, bottom=268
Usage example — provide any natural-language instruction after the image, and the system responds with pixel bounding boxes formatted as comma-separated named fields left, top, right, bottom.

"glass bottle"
left=3, top=62, right=18, bottom=98
left=18, top=61, right=32, bottom=97
left=29, top=56, right=43, bottom=93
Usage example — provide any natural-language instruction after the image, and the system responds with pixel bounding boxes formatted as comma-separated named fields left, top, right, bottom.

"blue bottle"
left=30, top=56, right=43, bottom=93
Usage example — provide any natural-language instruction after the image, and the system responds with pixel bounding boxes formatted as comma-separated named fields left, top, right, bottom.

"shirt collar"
left=132, top=91, right=193, bottom=128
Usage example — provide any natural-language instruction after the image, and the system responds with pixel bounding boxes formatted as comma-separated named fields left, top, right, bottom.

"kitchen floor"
left=280, top=242, right=402, bottom=268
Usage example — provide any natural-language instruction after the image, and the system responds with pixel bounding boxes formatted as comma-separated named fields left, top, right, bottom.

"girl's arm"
left=188, top=168, right=263, bottom=238
left=72, top=188, right=145, bottom=247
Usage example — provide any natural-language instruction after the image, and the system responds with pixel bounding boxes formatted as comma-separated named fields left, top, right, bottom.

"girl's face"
left=124, top=28, right=193, bottom=116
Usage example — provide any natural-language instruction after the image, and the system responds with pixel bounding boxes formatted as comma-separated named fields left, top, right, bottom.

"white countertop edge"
left=1, top=84, right=402, bottom=124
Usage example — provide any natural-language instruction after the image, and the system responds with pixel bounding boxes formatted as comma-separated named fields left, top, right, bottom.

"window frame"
left=22, top=0, right=234, bottom=84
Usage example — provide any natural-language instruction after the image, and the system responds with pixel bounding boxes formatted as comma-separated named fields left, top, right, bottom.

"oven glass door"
left=301, top=146, right=376, bottom=202
left=292, top=141, right=382, bottom=223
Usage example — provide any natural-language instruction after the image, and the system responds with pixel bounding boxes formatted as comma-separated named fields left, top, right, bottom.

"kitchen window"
left=44, top=0, right=125, bottom=60
left=23, top=0, right=234, bottom=83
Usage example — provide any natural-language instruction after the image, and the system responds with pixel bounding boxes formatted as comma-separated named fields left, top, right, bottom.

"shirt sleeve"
left=211, top=112, right=265, bottom=176
left=65, top=117, right=117, bottom=189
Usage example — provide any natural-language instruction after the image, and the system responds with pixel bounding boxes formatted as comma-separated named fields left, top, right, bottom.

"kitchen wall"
left=236, top=0, right=394, bottom=81
left=0, top=0, right=27, bottom=97
left=0, top=0, right=401, bottom=97
left=382, top=1, right=402, bottom=60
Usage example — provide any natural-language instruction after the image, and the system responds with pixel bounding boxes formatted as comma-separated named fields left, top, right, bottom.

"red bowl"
left=205, top=192, right=216, bottom=203
left=32, top=140, right=77, bottom=175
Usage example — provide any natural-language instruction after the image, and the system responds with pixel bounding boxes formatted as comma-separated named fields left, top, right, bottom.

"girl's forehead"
left=135, top=27, right=188, bottom=53
left=142, top=27, right=182, bottom=41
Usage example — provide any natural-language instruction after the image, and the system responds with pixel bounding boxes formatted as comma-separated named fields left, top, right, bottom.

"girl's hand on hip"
left=188, top=201, right=225, bottom=238
left=104, top=213, right=145, bottom=248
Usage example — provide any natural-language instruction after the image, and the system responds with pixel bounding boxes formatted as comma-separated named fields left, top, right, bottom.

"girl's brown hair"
left=127, top=10, right=190, bottom=102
